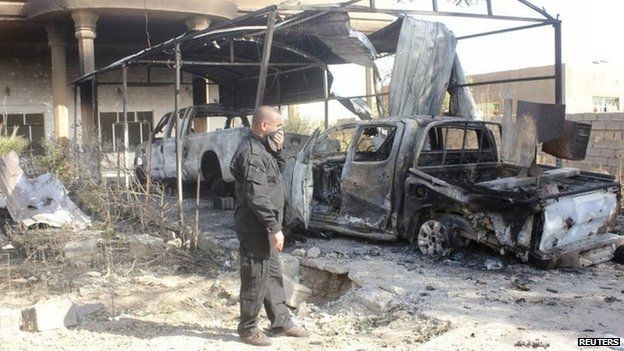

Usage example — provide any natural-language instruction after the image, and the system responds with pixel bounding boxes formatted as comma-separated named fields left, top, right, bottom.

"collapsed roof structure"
left=72, top=1, right=562, bottom=205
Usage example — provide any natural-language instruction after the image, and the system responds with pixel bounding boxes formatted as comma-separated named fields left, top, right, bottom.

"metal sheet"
left=516, top=100, right=565, bottom=143
left=542, top=120, right=592, bottom=160
left=388, top=17, right=457, bottom=117
left=448, top=55, right=479, bottom=119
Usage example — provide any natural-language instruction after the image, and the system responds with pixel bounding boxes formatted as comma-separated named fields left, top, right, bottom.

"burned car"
left=134, top=104, right=306, bottom=192
left=284, top=116, right=623, bottom=268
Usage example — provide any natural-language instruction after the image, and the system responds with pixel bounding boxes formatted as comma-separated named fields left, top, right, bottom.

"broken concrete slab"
left=355, top=287, right=396, bottom=314
left=307, top=246, right=321, bottom=258
left=280, top=253, right=300, bottom=279
left=291, top=248, right=306, bottom=257
left=21, top=299, right=78, bottom=332
left=76, top=302, right=106, bottom=321
left=283, top=274, right=312, bottom=308
left=0, top=307, right=22, bottom=333
left=0, top=151, right=91, bottom=229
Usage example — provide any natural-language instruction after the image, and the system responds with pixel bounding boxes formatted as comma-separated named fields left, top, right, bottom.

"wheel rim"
left=417, top=220, right=451, bottom=257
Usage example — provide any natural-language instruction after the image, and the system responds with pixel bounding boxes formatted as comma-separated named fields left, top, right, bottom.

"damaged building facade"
left=0, top=1, right=245, bottom=150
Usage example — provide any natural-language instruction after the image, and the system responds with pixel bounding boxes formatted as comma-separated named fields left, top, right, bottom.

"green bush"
left=0, top=127, right=29, bottom=157
left=29, top=138, right=73, bottom=185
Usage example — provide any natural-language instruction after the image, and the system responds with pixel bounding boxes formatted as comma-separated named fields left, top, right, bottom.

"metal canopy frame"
left=71, top=0, right=562, bottom=208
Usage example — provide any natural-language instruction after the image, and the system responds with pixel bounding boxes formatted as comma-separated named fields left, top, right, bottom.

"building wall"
left=0, top=45, right=59, bottom=140
left=0, top=44, right=193, bottom=147
left=564, top=63, right=624, bottom=114
left=469, top=65, right=557, bottom=118
left=470, top=63, right=624, bottom=118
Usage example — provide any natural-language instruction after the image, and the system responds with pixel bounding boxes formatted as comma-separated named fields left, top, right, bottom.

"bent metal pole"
left=174, top=43, right=185, bottom=226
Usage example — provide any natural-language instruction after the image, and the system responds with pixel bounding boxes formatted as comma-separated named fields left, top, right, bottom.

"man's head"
left=251, top=105, right=283, bottom=137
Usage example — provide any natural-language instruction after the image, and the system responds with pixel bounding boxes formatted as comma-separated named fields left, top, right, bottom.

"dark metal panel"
left=516, top=100, right=565, bottom=143
left=542, top=121, right=591, bottom=160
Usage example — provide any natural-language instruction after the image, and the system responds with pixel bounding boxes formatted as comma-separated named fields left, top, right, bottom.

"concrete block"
left=280, top=253, right=300, bottom=279
left=21, top=299, right=78, bottom=332
left=282, top=275, right=311, bottom=308
left=566, top=113, right=582, bottom=121
left=76, top=302, right=105, bottom=321
left=307, top=246, right=321, bottom=258
left=355, top=287, right=395, bottom=314
left=0, top=307, right=22, bottom=333
left=609, top=113, right=624, bottom=121
left=592, top=121, right=607, bottom=130
left=599, top=149, right=614, bottom=158
left=582, top=113, right=597, bottom=121
left=213, top=197, right=234, bottom=210
left=607, top=121, right=620, bottom=131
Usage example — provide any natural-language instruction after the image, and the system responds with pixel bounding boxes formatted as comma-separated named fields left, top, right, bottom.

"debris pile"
left=0, top=151, right=90, bottom=229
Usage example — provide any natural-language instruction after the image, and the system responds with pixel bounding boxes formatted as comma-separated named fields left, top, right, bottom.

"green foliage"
left=30, top=139, right=74, bottom=185
left=283, top=112, right=321, bottom=135
left=0, top=127, right=29, bottom=157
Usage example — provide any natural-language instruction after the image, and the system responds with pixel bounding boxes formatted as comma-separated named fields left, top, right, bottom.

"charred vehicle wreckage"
left=133, top=104, right=306, bottom=194
left=107, top=6, right=621, bottom=268
left=283, top=115, right=623, bottom=269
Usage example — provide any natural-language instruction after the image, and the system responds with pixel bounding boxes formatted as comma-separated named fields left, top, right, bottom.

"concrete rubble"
left=21, top=299, right=78, bottom=332
left=283, top=274, right=312, bottom=308
left=0, top=151, right=91, bottom=229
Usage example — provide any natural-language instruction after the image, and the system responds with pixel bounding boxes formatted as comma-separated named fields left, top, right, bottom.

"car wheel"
left=417, top=219, right=453, bottom=258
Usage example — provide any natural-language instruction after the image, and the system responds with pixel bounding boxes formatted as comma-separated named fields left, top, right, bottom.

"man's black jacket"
left=230, top=132, right=285, bottom=257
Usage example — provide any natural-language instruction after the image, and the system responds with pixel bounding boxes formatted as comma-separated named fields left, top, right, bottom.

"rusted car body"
left=284, top=116, right=623, bottom=268
left=134, top=104, right=306, bottom=187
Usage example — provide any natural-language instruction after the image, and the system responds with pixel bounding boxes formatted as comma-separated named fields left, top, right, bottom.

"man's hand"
left=270, top=231, right=285, bottom=252
left=274, top=129, right=284, bottom=150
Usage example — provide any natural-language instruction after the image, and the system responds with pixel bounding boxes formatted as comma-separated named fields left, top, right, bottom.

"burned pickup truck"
left=284, top=116, right=623, bottom=268
left=134, top=104, right=306, bottom=192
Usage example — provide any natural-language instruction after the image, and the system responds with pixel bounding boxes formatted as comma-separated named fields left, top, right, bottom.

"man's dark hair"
left=252, top=105, right=280, bottom=128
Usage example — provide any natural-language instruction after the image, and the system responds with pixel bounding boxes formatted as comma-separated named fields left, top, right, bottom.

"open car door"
left=283, top=129, right=320, bottom=228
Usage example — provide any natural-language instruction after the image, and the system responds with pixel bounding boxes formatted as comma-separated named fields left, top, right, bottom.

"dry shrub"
left=0, top=127, right=29, bottom=157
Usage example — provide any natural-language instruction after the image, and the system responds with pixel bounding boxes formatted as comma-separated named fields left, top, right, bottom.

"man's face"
left=262, top=113, right=283, bottom=136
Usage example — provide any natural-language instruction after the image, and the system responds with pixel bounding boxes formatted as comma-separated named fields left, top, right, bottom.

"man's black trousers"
left=237, top=247, right=293, bottom=336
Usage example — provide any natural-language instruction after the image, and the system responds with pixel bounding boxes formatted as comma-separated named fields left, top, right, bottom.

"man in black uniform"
left=229, top=105, right=309, bottom=346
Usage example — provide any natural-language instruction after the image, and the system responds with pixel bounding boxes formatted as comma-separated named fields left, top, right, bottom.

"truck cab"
left=285, top=116, right=623, bottom=268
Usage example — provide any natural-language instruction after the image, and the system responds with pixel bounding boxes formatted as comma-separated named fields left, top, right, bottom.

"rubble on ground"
left=0, top=151, right=91, bottom=229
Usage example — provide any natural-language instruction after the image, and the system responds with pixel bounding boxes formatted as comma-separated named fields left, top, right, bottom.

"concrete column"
left=186, top=16, right=211, bottom=106
left=45, top=24, right=70, bottom=139
left=71, top=10, right=98, bottom=76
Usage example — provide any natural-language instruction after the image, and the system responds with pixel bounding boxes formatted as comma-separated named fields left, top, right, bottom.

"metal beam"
left=122, top=64, right=130, bottom=189
left=554, top=21, right=563, bottom=105
left=323, top=69, right=329, bottom=129
left=174, top=43, right=184, bottom=214
left=255, top=10, right=277, bottom=108
left=276, top=5, right=551, bottom=23
left=457, top=22, right=552, bottom=40
left=516, top=0, right=555, bottom=20
left=450, top=75, right=555, bottom=89
left=554, top=20, right=563, bottom=167
left=132, top=60, right=310, bottom=67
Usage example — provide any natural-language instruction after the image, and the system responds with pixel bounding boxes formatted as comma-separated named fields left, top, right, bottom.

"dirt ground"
left=0, top=199, right=623, bottom=351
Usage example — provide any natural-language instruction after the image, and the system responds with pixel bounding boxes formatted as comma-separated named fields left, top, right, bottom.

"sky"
left=297, top=0, right=624, bottom=123
left=454, top=0, right=624, bottom=74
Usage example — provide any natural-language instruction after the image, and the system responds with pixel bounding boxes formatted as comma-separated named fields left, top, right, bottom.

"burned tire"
left=417, top=219, right=453, bottom=258
left=416, top=214, right=467, bottom=258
